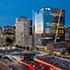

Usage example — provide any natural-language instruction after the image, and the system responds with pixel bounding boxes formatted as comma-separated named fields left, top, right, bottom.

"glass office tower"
left=34, top=7, right=65, bottom=47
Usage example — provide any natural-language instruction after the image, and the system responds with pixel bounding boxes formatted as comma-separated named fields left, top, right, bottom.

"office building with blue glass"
left=33, top=7, right=65, bottom=47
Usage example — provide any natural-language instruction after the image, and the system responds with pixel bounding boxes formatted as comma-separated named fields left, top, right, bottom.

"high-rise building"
left=0, top=26, right=15, bottom=46
left=16, top=17, right=32, bottom=47
left=33, top=7, right=65, bottom=47
left=65, top=27, right=70, bottom=42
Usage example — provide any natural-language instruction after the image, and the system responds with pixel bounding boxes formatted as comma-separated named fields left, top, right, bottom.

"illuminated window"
left=52, top=29, right=56, bottom=33
left=59, top=30, right=62, bottom=33
left=61, top=30, right=64, bottom=34
left=52, top=23, right=57, bottom=26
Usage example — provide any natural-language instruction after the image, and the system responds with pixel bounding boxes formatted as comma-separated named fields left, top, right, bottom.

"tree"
left=6, top=37, right=13, bottom=45
left=61, top=50, right=65, bottom=55
left=36, top=47, right=39, bottom=50
left=27, top=46, right=29, bottom=50
left=67, top=47, right=70, bottom=54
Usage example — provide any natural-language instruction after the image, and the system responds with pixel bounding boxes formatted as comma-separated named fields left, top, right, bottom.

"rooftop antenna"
left=54, top=10, right=62, bottom=43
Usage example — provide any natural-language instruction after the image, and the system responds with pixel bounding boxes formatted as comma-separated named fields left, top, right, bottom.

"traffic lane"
left=11, top=55, right=45, bottom=70
left=3, top=58, right=28, bottom=70
left=36, top=55, right=70, bottom=69
left=2, top=56, right=27, bottom=70
left=9, top=64, right=28, bottom=70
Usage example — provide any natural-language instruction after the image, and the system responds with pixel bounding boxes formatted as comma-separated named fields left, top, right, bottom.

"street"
left=0, top=50, right=70, bottom=70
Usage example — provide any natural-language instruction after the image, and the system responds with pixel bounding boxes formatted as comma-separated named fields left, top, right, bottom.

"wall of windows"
left=34, top=8, right=65, bottom=47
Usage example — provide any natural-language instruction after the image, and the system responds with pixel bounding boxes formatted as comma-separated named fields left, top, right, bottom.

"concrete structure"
left=33, top=7, right=65, bottom=47
left=47, top=42, right=67, bottom=52
left=16, top=17, right=32, bottom=47
left=0, top=61, right=10, bottom=70
left=65, top=27, right=70, bottom=42
left=46, top=42, right=70, bottom=56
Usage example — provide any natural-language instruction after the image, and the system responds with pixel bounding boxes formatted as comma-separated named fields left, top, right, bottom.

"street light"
left=7, top=47, right=10, bottom=50
left=12, top=46, right=15, bottom=49
left=2, top=47, right=5, bottom=50
left=0, top=47, right=1, bottom=50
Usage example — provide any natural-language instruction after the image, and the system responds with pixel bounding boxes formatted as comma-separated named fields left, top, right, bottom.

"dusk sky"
left=0, top=0, right=70, bottom=27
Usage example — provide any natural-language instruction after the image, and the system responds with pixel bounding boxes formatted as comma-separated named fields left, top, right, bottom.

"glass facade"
left=35, top=12, right=43, bottom=34
left=43, top=9, right=53, bottom=34
left=34, top=7, right=65, bottom=47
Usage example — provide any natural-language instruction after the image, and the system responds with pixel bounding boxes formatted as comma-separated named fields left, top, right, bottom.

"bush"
left=61, top=51, right=65, bottom=55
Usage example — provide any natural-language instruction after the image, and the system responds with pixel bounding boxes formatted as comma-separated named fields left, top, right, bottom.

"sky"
left=0, top=0, right=70, bottom=27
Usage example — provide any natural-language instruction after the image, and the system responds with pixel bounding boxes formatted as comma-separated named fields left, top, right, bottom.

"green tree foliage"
left=6, top=37, right=13, bottom=45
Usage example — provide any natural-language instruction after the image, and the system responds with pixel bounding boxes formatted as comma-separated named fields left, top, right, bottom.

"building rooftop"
left=16, top=16, right=31, bottom=22
left=37, top=7, right=64, bottom=13
left=65, top=27, right=70, bottom=32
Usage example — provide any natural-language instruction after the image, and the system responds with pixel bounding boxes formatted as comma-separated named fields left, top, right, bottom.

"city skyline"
left=0, top=0, right=70, bottom=27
